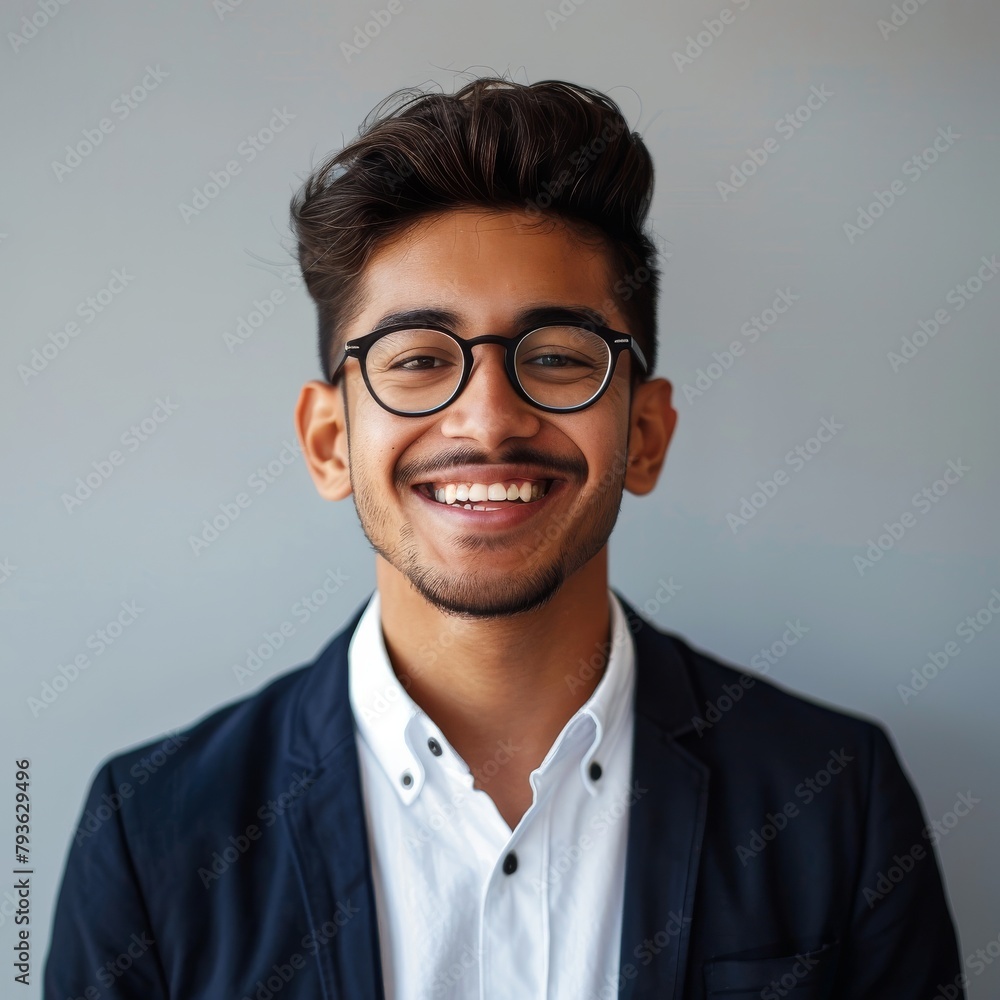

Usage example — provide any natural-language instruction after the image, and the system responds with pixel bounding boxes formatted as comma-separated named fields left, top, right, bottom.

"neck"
left=375, top=552, right=613, bottom=775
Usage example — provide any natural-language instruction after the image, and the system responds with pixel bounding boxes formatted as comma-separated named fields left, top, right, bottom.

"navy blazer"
left=45, top=590, right=963, bottom=999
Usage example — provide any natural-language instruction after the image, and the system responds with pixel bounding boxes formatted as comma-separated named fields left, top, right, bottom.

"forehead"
left=355, top=208, right=617, bottom=322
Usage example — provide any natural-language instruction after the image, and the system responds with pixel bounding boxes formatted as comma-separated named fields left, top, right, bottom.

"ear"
left=624, top=377, right=676, bottom=496
left=294, top=380, right=353, bottom=501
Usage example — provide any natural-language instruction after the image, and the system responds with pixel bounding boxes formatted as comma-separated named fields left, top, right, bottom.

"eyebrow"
left=369, top=303, right=612, bottom=333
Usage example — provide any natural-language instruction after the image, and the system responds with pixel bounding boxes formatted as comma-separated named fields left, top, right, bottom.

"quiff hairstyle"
left=290, top=76, right=661, bottom=384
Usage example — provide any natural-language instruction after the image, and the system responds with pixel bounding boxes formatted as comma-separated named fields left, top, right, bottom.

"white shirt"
left=348, top=588, right=637, bottom=1000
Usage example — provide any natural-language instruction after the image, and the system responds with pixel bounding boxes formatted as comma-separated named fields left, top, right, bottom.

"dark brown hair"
left=290, top=76, right=662, bottom=383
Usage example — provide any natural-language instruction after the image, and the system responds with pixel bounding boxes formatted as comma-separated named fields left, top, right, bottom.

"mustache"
left=395, top=445, right=589, bottom=488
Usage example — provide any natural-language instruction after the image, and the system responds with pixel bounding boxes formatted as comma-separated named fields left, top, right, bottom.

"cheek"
left=581, top=410, right=630, bottom=469
left=351, top=401, right=430, bottom=490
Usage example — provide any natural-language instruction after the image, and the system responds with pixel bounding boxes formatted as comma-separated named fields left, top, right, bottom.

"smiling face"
left=296, top=206, right=675, bottom=620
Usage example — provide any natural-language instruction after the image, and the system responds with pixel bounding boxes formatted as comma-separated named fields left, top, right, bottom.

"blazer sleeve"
left=44, top=760, right=169, bottom=1000
left=835, top=724, right=965, bottom=998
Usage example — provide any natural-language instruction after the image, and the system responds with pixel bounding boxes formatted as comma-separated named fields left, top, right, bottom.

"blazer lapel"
left=615, top=591, right=710, bottom=1000
left=284, top=595, right=386, bottom=1000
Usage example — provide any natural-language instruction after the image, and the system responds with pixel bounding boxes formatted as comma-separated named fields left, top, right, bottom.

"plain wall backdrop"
left=2, top=0, right=998, bottom=996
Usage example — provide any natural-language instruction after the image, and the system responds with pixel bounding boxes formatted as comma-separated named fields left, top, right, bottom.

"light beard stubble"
left=341, top=377, right=629, bottom=619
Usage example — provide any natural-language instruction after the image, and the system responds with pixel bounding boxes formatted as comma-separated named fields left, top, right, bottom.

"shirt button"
left=502, top=851, right=518, bottom=875
left=427, top=737, right=442, bottom=757
left=401, top=771, right=413, bottom=788
left=589, top=761, right=603, bottom=781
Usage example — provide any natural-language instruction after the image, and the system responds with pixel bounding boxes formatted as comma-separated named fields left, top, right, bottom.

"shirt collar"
left=348, top=587, right=635, bottom=805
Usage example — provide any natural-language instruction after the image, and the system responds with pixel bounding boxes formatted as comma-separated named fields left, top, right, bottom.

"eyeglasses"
left=327, top=321, right=648, bottom=416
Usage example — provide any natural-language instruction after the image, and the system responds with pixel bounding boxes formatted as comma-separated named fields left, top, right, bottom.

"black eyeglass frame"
left=326, top=322, right=649, bottom=417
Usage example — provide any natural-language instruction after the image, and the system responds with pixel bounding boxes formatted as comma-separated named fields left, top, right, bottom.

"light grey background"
left=2, top=0, right=998, bottom=996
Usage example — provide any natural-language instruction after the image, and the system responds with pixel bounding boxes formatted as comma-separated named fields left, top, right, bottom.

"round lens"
left=366, top=329, right=464, bottom=412
left=515, top=327, right=611, bottom=408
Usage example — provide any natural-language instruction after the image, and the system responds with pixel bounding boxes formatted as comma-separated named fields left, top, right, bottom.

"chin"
left=403, top=562, right=566, bottom=620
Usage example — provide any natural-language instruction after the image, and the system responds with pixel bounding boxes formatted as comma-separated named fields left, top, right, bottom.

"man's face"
left=308, top=207, right=659, bottom=619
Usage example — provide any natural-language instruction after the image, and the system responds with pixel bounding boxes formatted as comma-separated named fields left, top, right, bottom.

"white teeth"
left=425, top=480, right=551, bottom=506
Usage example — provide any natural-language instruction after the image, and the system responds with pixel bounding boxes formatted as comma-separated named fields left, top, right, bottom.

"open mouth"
left=413, top=478, right=555, bottom=511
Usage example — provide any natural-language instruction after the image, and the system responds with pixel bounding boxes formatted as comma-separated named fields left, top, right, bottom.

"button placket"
left=481, top=831, right=543, bottom=997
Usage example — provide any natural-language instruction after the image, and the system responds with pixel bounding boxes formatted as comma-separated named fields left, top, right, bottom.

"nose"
left=436, top=344, right=542, bottom=449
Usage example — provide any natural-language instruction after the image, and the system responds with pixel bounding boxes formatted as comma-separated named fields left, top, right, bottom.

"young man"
left=46, top=78, right=963, bottom=999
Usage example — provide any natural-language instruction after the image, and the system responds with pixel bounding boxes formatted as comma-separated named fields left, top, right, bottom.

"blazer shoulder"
left=661, top=627, right=890, bottom=752
left=80, top=596, right=370, bottom=840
